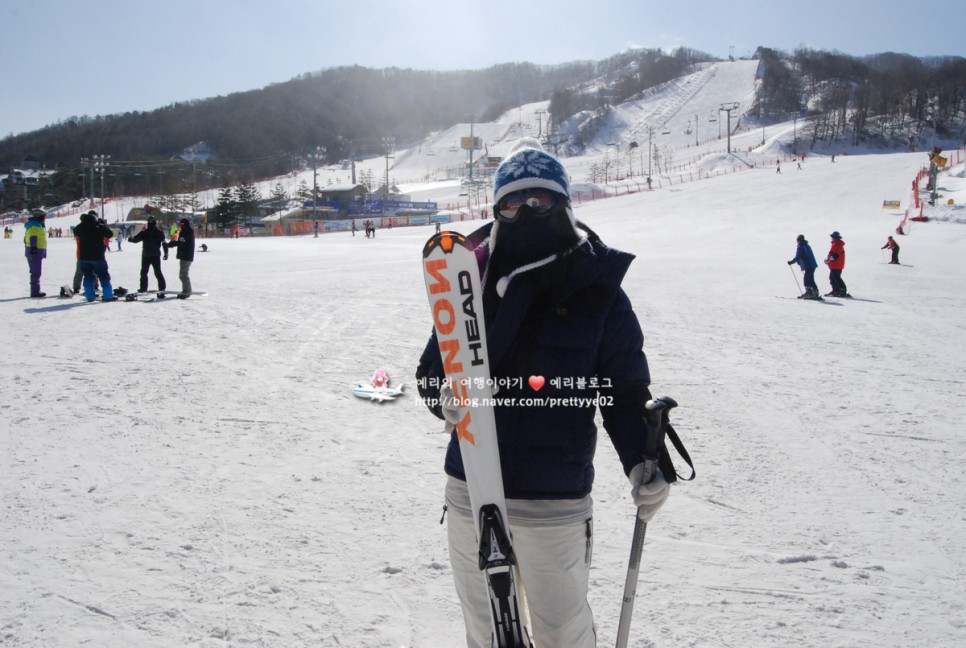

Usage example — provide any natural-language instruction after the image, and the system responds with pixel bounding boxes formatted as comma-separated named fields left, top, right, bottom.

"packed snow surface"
left=3, top=59, right=966, bottom=647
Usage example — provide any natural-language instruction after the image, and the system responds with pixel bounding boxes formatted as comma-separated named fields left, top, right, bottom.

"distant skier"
left=128, top=216, right=167, bottom=295
left=824, top=231, right=849, bottom=297
left=881, top=236, right=900, bottom=264
left=787, top=234, right=821, bottom=299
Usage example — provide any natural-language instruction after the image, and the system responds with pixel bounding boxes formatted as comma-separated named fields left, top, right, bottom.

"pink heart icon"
left=528, top=375, right=545, bottom=391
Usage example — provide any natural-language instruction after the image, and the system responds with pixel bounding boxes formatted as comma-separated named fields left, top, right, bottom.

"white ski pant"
left=446, top=477, right=597, bottom=648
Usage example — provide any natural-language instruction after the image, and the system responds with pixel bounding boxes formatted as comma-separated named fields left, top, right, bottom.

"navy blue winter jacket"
left=129, top=223, right=167, bottom=258
left=416, top=222, right=652, bottom=500
left=169, top=225, right=196, bottom=261
left=791, top=240, right=818, bottom=271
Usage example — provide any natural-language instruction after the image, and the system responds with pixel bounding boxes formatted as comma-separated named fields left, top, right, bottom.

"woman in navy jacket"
left=416, top=143, right=667, bottom=647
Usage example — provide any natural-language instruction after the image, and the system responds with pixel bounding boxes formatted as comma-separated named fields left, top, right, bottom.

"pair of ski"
left=421, top=232, right=670, bottom=648
left=779, top=294, right=878, bottom=304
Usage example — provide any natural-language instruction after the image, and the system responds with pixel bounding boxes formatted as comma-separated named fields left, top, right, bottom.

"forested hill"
left=2, top=46, right=963, bottom=193
left=0, top=47, right=712, bottom=175
left=755, top=48, right=965, bottom=148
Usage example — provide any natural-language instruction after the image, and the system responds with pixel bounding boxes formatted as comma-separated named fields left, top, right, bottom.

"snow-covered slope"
left=3, top=146, right=966, bottom=646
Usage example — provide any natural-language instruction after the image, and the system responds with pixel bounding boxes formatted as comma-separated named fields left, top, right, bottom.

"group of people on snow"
left=127, top=214, right=197, bottom=297
left=788, top=231, right=901, bottom=300
left=788, top=231, right=850, bottom=299
left=22, top=209, right=197, bottom=301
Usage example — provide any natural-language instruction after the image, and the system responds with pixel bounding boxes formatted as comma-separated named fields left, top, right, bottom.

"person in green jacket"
left=24, top=209, right=48, bottom=297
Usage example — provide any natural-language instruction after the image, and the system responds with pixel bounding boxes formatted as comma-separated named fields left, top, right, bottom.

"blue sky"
left=2, top=0, right=962, bottom=139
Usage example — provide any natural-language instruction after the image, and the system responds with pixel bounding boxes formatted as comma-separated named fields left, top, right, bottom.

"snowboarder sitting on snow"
left=416, top=140, right=671, bottom=647
left=128, top=216, right=168, bottom=296
left=788, top=234, right=821, bottom=299
left=824, top=230, right=849, bottom=297
left=881, top=236, right=900, bottom=264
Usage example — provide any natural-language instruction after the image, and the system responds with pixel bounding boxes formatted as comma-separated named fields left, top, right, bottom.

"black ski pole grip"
left=641, top=396, right=677, bottom=484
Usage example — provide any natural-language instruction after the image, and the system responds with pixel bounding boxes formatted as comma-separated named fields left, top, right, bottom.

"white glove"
left=628, top=463, right=670, bottom=522
left=439, top=383, right=461, bottom=425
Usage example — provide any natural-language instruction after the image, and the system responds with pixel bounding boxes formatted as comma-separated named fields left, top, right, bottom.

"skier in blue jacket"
left=416, top=141, right=669, bottom=647
left=788, top=234, right=820, bottom=299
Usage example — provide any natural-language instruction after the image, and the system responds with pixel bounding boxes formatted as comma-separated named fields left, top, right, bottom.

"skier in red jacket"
left=881, top=236, right=900, bottom=264
left=824, top=231, right=850, bottom=297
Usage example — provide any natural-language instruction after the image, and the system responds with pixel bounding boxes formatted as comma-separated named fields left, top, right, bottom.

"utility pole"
left=92, top=154, right=110, bottom=220
left=468, top=118, right=475, bottom=185
left=81, top=157, right=95, bottom=205
left=719, top=103, right=740, bottom=154
left=309, top=146, right=325, bottom=221
left=760, top=94, right=766, bottom=146
left=337, top=136, right=355, bottom=185
left=927, top=96, right=940, bottom=205
left=535, top=109, right=546, bottom=138
left=382, top=137, right=395, bottom=201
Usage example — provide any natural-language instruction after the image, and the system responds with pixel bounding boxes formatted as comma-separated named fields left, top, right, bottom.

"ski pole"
left=615, top=396, right=677, bottom=648
left=788, top=263, right=802, bottom=295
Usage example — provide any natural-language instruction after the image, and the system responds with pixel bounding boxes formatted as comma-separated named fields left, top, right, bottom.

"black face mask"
left=495, top=205, right=579, bottom=265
